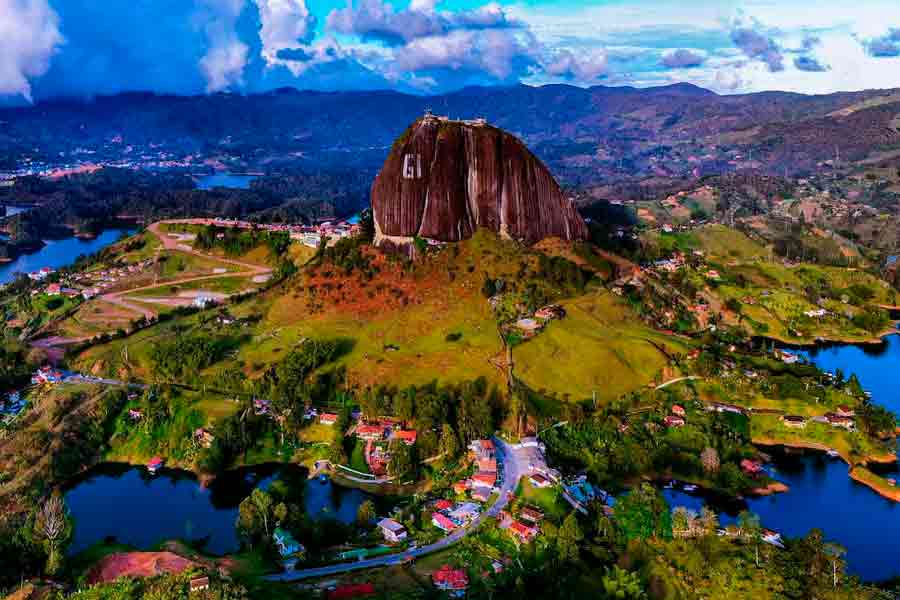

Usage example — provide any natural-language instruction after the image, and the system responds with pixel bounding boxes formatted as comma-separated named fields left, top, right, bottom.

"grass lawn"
left=349, top=439, right=371, bottom=474
left=515, top=479, right=569, bottom=521
left=515, top=291, right=689, bottom=403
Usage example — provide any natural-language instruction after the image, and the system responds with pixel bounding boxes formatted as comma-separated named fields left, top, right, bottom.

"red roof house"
left=432, top=512, right=458, bottom=532
left=472, top=471, right=497, bottom=487
left=356, top=424, right=385, bottom=440
left=509, top=520, right=539, bottom=544
left=434, top=499, right=453, bottom=511
left=433, top=565, right=469, bottom=592
left=319, top=412, right=338, bottom=425
left=395, top=430, right=417, bottom=445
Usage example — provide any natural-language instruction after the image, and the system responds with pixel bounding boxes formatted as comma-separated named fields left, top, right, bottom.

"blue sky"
left=1, top=0, right=899, bottom=101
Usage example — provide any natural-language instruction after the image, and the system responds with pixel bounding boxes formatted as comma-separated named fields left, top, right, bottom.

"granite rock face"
left=372, top=116, right=588, bottom=246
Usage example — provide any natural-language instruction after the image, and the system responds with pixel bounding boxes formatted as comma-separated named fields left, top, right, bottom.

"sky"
left=1, top=0, right=899, bottom=102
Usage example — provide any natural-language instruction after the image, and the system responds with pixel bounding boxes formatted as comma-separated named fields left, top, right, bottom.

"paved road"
left=266, top=436, right=526, bottom=582
left=655, top=375, right=701, bottom=390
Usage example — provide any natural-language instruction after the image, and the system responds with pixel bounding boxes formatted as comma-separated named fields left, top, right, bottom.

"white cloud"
left=254, top=0, right=317, bottom=66
left=196, top=0, right=248, bottom=92
left=0, top=0, right=63, bottom=101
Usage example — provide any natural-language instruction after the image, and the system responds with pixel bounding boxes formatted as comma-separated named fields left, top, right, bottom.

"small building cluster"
left=432, top=565, right=469, bottom=597
left=664, top=404, right=687, bottom=428
left=431, top=500, right=482, bottom=533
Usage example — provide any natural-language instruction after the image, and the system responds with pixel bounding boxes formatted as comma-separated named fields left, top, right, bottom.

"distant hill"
left=2, top=84, right=900, bottom=192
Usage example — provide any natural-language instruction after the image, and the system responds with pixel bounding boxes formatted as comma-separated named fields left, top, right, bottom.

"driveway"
left=266, top=436, right=525, bottom=582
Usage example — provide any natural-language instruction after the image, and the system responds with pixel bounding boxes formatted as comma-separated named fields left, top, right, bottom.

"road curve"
left=266, top=436, right=524, bottom=582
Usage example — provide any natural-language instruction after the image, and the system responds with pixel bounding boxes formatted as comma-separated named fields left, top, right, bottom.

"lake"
left=661, top=335, right=900, bottom=582
left=792, top=334, right=900, bottom=415
left=0, top=229, right=134, bottom=285
left=64, top=463, right=370, bottom=555
left=664, top=445, right=900, bottom=582
left=196, top=173, right=258, bottom=190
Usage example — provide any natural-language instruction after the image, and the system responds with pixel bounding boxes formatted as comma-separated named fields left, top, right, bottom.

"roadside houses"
left=432, top=512, right=458, bottom=533
left=432, top=565, right=469, bottom=597
left=377, top=518, right=408, bottom=544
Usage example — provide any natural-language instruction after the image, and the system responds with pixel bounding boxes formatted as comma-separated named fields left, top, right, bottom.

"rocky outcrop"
left=371, top=116, right=588, bottom=246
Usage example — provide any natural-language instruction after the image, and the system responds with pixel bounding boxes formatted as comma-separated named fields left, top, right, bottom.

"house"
left=394, top=430, right=417, bottom=445
left=189, top=577, right=210, bottom=593
left=825, top=413, right=855, bottom=430
left=836, top=405, right=855, bottom=417
left=448, top=503, right=480, bottom=522
left=740, top=459, right=764, bottom=477
left=470, top=439, right=495, bottom=457
left=319, top=412, right=338, bottom=425
left=509, top=520, right=539, bottom=544
left=471, top=487, right=491, bottom=502
left=477, top=457, right=497, bottom=472
left=664, top=415, right=686, bottom=428
left=535, top=305, right=566, bottom=321
left=432, top=512, right=458, bottom=533
left=514, top=318, right=543, bottom=335
left=194, top=428, right=215, bottom=448
left=46, top=283, right=61, bottom=296
left=128, top=409, right=143, bottom=421
left=432, top=565, right=469, bottom=596
left=671, top=405, right=686, bottom=417
left=377, top=518, right=408, bottom=543
left=705, top=270, right=720, bottom=280
left=356, top=424, right=385, bottom=441
left=782, top=415, right=807, bottom=429
left=273, top=527, right=305, bottom=558
left=473, top=471, right=497, bottom=488
left=529, top=473, right=551, bottom=488
left=520, top=506, right=544, bottom=523
left=778, top=351, right=800, bottom=365
left=452, top=480, right=469, bottom=495
left=434, top=499, right=453, bottom=511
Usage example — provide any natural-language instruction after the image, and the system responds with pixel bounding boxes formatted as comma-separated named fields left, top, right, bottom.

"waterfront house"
left=782, top=415, right=807, bottom=429
left=740, top=459, right=764, bottom=477
left=432, top=512, right=457, bottom=533
left=432, top=565, right=469, bottom=596
left=377, top=518, right=408, bottom=543
left=189, top=577, right=209, bottom=593
left=273, top=527, right=305, bottom=558
left=147, top=457, right=164, bottom=474
left=825, top=413, right=855, bottom=430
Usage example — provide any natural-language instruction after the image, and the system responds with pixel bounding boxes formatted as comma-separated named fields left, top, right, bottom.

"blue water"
left=794, top=335, right=900, bottom=415
left=65, top=463, right=369, bottom=555
left=664, top=446, right=900, bottom=582
left=660, top=335, right=900, bottom=582
left=196, top=173, right=257, bottom=190
left=0, top=229, right=134, bottom=285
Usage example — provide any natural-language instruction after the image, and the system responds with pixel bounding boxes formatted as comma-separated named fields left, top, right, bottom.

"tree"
left=600, top=566, right=647, bottom=599
left=252, top=489, right=274, bottom=536
left=557, top=512, right=584, bottom=562
left=737, top=510, right=762, bottom=567
left=700, top=447, right=720, bottom=474
left=438, top=423, right=460, bottom=460
left=357, top=500, right=376, bottom=526
left=388, top=441, right=417, bottom=479
left=824, top=542, right=847, bottom=589
left=34, top=490, right=72, bottom=576
left=613, top=483, right=672, bottom=542
left=274, top=503, right=289, bottom=526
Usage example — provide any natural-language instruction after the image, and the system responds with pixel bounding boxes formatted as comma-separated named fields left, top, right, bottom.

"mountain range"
left=2, top=83, right=900, bottom=198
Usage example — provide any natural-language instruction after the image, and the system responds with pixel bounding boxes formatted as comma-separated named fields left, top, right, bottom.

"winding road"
left=266, top=436, right=528, bottom=582
left=97, top=220, right=273, bottom=319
